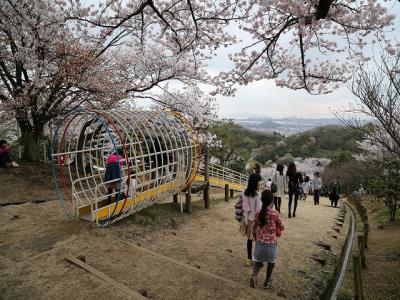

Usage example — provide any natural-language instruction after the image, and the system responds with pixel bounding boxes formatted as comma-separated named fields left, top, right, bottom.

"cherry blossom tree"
left=295, top=157, right=331, bottom=175
left=148, top=84, right=220, bottom=146
left=0, top=0, right=122, bottom=161
left=0, top=0, right=207, bottom=161
left=78, top=0, right=395, bottom=95
left=213, top=0, right=396, bottom=95
left=339, top=44, right=400, bottom=160
left=1, top=0, right=397, bottom=162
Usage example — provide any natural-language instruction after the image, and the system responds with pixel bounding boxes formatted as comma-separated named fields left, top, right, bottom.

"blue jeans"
left=288, top=188, right=299, bottom=215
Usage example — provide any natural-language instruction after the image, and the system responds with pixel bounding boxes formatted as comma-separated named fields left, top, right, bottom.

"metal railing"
left=200, top=163, right=247, bottom=187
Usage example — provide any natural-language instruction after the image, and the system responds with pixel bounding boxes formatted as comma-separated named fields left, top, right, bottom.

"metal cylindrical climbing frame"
left=51, top=109, right=200, bottom=227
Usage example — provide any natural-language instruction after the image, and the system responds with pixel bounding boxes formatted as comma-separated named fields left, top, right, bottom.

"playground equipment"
left=51, top=109, right=246, bottom=227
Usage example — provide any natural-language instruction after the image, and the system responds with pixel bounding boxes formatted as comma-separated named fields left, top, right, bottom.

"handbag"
left=234, top=196, right=243, bottom=222
left=271, top=182, right=278, bottom=193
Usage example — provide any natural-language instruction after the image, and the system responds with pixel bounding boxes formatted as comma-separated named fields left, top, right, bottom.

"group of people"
left=238, top=162, right=342, bottom=290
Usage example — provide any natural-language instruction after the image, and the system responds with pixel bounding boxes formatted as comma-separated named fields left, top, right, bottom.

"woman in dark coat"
left=286, top=162, right=301, bottom=218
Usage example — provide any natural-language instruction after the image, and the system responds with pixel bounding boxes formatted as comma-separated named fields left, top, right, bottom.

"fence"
left=347, top=195, right=369, bottom=300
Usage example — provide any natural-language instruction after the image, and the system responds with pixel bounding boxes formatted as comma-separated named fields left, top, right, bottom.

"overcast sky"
left=205, top=2, right=400, bottom=119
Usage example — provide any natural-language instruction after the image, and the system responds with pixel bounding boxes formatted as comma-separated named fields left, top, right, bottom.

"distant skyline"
left=213, top=81, right=352, bottom=119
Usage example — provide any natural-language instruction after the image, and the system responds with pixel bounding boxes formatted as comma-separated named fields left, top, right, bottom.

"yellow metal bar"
left=194, top=175, right=245, bottom=192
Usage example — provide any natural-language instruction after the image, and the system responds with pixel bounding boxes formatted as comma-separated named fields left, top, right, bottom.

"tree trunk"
left=19, top=124, right=42, bottom=162
left=390, top=204, right=396, bottom=222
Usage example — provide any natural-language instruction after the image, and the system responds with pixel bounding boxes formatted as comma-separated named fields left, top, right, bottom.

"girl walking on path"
left=312, top=172, right=322, bottom=205
left=286, top=162, right=301, bottom=218
left=272, top=164, right=285, bottom=213
left=329, top=177, right=342, bottom=207
left=250, top=190, right=284, bottom=289
left=240, top=173, right=262, bottom=266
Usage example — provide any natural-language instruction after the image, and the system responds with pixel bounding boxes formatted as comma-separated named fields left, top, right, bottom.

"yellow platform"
left=88, top=180, right=179, bottom=221
left=80, top=176, right=244, bottom=222
left=194, top=175, right=244, bottom=192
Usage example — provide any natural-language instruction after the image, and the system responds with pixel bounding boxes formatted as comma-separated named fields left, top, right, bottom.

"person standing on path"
left=253, top=163, right=263, bottom=186
left=240, top=173, right=262, bottom=266
left=301, top=176, right=311, bottom=201
left=250, top=190, right=284, bottom=289
left=272, top=163, right=285, bottom=213
left=286, top=162, right=301, bottom=218
left=0, top=140, right=19, bottom=168
left=312, top=172, right=322, bottom=205
left=329, top=177, right=342, bottom=207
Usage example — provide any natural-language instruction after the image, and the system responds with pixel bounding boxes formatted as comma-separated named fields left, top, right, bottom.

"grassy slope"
left=340, top=196, right=400, bottom=300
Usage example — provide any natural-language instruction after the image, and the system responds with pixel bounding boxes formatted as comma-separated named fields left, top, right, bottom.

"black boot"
left=264, top=263, right=275, bottom=288
left=107, top=187, right=113, bottom=204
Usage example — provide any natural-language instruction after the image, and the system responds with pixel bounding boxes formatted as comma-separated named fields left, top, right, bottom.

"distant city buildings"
left=233, top=117, right=345, bottom=136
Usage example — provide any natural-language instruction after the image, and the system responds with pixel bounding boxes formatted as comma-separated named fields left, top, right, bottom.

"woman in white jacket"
left=272, top=164, right=285, bottom=213
left=240, top=173, right=262, bottom=266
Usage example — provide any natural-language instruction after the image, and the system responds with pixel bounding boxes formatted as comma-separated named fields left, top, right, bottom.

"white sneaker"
left=11, top=162, right=20, bottom=167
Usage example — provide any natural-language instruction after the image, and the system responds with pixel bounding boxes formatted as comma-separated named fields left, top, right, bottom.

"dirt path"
left=0, top=163, right=57, bottom=206
left=0, top=193, right=348, bottom=299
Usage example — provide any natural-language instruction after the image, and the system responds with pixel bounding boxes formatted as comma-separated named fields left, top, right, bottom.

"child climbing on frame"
left=250, top=189, right=284, bottom=289
left=104, top=148, right=125, bottom=204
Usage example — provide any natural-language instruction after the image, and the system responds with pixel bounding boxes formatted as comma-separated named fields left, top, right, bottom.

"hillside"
left=209, top=121, right=364, bottom=171
left=284, top=125, right=365, bottom=159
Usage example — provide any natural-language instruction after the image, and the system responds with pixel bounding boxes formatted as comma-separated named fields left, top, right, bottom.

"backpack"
left=234, top=196, right=243, bottom=222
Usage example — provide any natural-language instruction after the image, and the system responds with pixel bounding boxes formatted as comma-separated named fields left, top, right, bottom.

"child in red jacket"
left=250, top=190, right=284, bottom=289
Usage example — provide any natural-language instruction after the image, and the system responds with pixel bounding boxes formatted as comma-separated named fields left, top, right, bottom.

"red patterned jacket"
left=252, top=209, right=284, bottom=244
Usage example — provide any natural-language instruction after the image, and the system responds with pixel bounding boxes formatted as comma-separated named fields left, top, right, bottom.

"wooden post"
left=173, top=194, right=178, bottom=203
left=230, top=189, right=234, bottom=198
left=362, top=207, right=367, bottom=222
left=364, top=223, right=369, bottom=249
left=225, top=184, right=229, bottom=202
left=353, top=254, right=364, bottom=300
left=185, top=188, right=192, bottom=214
left=357, top=234, right=366, bottom=269
left=203, top=146, right=210, bottom=209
